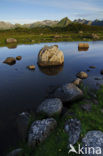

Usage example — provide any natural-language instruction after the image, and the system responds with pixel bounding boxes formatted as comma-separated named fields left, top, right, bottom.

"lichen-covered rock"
left=78, top=43, right=89, bottom=48
left=27, top=65, right=35, bottom=70
left=82, top=131, right=103, bottom=156
left=16, top=56, right=22, bottom=60
left=52, top=83, right=83, bottom=103
left=37, top=98, right=63, bottom=116
left=28, top=118, right=57, bottom=147
left=38, top=45, right=64, bottom=67
left=77, top=71, right=88, bottom=79
left=17, top=112, right=30, bottom=141
left=73, top=78, right=82, bottom=86
left=64, top=118, right=81, bottom=145
left=3, top=57, right=16, bottom=65
left=6, top=38, right=17, bottom=44
left=7, top=148, right=23, bottom=156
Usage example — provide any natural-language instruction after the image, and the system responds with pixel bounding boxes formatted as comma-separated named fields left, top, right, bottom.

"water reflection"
left=7, top=44, right=17, bottom=49
left=38, top=65, right=63, bottom=76
left=78, top=47, right=89, bottom=52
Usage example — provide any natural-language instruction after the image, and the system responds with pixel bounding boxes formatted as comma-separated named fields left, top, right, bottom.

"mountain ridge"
left=0, top=17, right=103, bottom=30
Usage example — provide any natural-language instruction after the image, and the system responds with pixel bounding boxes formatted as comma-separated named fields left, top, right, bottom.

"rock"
left=28, top=118, right=57, bottom=147
left=38, top=45, right=64, bottom=67
left=89, top=66, right=96, bottom=69
left=82, top=131, right=103, bottom=156
left=52, top=83, right=83, bottom=103
left=77, top=71, right=88, bottom=79
left=16, top=56, right=22, bottom=60
left=27, top=65, right=35, bottom=70
left=81, top=103, right=92, bottom=112
left=37, top=98, right=63, bottom=116
left=6, top=38, right=17, bottom=44
left=101, top=70, right=103, bottom=75
left=17, top=112, right=30, bottom=141
left=73, top=78, right=82, bottom=86
left=78, top=43, right=89, bottom=49
left=7, top=148, right=23, bottom=156
left=64, top=119, right=81, bottom=145
left=3, top=57, right=16, bottom=65
left=92, top=33, right=100, bottom=40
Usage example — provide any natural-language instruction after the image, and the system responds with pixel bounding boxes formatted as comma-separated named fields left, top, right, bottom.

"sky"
left=0, top=0, right=103, bottom=24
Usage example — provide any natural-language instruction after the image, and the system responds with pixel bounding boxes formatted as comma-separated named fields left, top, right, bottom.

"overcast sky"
left=0, top=0, right=103, bottom=24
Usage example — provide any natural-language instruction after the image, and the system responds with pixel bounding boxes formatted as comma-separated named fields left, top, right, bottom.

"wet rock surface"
left=3, top=57, right=16, bottom=65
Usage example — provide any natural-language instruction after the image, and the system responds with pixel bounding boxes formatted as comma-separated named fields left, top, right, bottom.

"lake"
left=0, top=41, right=103, bottom=155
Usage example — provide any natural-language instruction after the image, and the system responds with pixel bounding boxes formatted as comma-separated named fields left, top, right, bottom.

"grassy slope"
left=10, top=85, right=103, bottom=156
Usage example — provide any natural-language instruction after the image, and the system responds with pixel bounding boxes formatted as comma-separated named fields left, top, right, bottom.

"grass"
left=0, top=30, right=103, bottom=47
left=7, top=85, right=103, bottom=156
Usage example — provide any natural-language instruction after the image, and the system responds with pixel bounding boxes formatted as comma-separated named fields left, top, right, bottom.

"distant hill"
left=0, top=17, right=103, bottom=30
left=55, top=17, right=72, bottom=27
left=74, top=19, right=103, bottom=26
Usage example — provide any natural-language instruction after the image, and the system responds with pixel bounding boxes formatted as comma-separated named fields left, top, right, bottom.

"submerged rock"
left=7, top=148, right=23, bottom=156
left=28, top=118, right=57, bottom=147
left=3, top=57, right=16, bottom=65
left=38, top=45, right=64, bottom=67
left=77, top=71, right=88, bottom=79
left=52, top=83, right=83, bottom=103
left=82, top=131, right=103, bottom=156
left=27, top=65, right=35, bottom=70
left=16, top=56, right=22, bottom=60
left=17, top=112, right=30, bottom=141
left=6, top=38, right=17, bottom=44
left=73, top=78, right=82, bottom=86
left=65, top=118, right=81, bottom=145
left=37, top=98, right=63, bottom=116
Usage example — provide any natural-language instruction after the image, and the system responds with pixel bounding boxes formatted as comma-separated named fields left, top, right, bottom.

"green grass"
left=8, top=85, right=103, bottom=156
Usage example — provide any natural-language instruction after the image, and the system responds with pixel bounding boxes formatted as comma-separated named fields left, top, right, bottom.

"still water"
left=0, top=41, right=103, bottom=155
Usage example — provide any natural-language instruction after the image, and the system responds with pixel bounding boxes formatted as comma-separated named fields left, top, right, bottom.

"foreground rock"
left=3, top=57, right=16, bottom=65
left=73, top=78, right=82, bottom=86
left=77, top=71, right=88, bottom=79
left=6, top=38, right=17, bottom=44
left=52, top=83, right=83, bottom=103
left=27, top=65, right=35, bottom=70
left=37, top=98, right=63, bottom=116
left=38, top=45, right=64, bottom=67
left=82, top=131, right=103, bottom=156
left=16, top=56, right=22, bottom=60
left=28, top=118, right=57, bottom=147
left=17, top=112, right=30, bottom=141
left=65, top=119, right=81, bottom=145
left=7, top=148, right=23, bottom=156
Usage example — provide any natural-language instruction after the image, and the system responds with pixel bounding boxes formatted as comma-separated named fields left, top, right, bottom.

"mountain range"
left=0, top=17, right=103, bottom=30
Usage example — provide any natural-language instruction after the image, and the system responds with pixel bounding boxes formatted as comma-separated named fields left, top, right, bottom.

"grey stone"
left=52, top=83, right=83, bottom=103
left=28, top=118, right=57, bottom=147
left=7, top=148, right=23, bottom=156
left=17, top=112, right=30, bottom=141
left=37, top=98, right=63, bottom=116
left=82, top=131, right=103, bottom=156
left=64, top=118, right=81, bottom=145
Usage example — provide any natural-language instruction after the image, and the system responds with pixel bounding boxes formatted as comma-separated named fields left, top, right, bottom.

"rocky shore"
left=6, top=44, right=103, bottom=156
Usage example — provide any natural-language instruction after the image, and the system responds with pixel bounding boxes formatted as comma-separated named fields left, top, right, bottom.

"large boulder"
left=52, top=83, right=83, bottom=103
left=3, top=57, right=16, bottom=65
left=65, top=118, right=81, bottom=145
left=16, top=112, right=30, bottom=141
left=38, top=45, right=64, bottom=67
left=82, top=131, right=103, bottom=156
left=28, top=118, right=57, bottom=147
left=37, top=98, right=63, bottom=116
left=6, top=38, right=17, bottom=44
